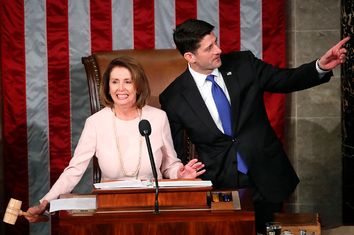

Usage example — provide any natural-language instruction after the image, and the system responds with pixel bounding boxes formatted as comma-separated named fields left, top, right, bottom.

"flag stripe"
left=262, top=0, right=286, bottom=141
left=68, top=0, right=93, bottom=195
left=240, top=0, right=262, bottom=58
left=90, top=0, right=112, bottom=52
left=154, top=0, right=175, bottom=49
left=25, top=0, right=50, bottom=196
left=25, top=0, right=51, bottom=234
left=25, top=0, right=50, bottom=205
left=69, top=0, right=91, bottom=151
left=219, top=0, right=240, bottom=53
left=197, top=0, right=219, bottom=43
left=133, top=0, right=155, bottom=49
left=262, top=0, right=286, bottom=67
left=112, top=0, right=134, bottom=50
left=1, top=1, right=29, bottom=234
left=175, top=0, right=197, bottom=25
left=46, top=0, right=71, bottom=186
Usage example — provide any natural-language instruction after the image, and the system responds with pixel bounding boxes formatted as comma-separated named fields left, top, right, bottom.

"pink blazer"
left=42, top=105, right=182, bottom=201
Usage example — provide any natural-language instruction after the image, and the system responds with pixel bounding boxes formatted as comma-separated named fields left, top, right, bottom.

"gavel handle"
left=19, top=210, right=32, bottom=217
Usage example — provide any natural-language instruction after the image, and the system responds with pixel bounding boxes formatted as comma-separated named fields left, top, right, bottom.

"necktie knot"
left=206, top=74, right=215, bottom=83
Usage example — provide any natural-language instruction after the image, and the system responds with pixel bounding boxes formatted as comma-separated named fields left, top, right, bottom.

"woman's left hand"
left=177, top=159, right=206, bottom=179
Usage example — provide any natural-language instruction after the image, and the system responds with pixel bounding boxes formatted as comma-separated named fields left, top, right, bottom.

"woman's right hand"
left=25, top=200, right=49, bottom=223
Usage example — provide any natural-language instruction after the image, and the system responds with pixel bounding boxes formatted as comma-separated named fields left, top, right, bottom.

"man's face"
left=187, top=32, right=222, bottom=75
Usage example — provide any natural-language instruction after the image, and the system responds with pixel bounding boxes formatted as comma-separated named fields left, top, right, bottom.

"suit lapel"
left=180, top=71, right=221, bottom=135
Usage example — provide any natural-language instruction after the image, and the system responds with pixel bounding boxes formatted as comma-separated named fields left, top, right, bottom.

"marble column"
left=341, top=0, right=354, bottom=224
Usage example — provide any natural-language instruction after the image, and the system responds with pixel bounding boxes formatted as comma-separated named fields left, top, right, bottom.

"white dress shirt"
left=188, top=65, right=231, bottom=134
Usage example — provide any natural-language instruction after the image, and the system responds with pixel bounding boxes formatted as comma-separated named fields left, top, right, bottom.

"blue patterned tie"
left=206, top=74, right=248, bottom=174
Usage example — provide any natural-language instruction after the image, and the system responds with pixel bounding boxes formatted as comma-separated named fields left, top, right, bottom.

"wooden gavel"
left=2, top=198, right=49, bottom=225
left=3, top=198, right=31, bottom=225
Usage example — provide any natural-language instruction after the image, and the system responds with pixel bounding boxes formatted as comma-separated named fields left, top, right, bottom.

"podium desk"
left=58, top=186, right=255, bottom=235
left=58, top=209, right=255, bottom=235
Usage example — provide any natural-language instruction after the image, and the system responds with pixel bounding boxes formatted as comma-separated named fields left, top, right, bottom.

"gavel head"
left=3, top=198, right=23, bottom=225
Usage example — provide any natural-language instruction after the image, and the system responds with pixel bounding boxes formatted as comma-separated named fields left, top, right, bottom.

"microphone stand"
left=143, top=134, right=159, bottom=214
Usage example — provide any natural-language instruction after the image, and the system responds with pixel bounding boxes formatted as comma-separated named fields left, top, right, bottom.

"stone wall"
left=285, top=0, right=342, bottom=227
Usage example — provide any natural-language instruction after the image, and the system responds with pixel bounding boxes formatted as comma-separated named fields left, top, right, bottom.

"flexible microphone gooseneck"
left=138, top=119, right=159, bottom=214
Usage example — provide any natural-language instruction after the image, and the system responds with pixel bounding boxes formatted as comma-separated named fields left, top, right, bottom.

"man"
left=159, top=19, right=348, bottom=234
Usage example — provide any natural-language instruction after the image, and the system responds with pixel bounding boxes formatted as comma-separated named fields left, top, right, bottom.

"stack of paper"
left=50, top=197, right=96, bottom=213
left=93, top=180, right=213, bottom=189
left=94, top=179, right=145, bottom=189
left=146, top=180, right=212, bottom=188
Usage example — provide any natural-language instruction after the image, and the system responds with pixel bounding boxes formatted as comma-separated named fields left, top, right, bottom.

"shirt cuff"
left=316, top=59, right=330, bottom=79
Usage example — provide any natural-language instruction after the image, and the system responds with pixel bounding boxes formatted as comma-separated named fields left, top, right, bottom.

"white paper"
left=150, top=180, right=213, bottom=188
left=93, top=180, right=213, bottom=190
left=49, top=197, right=96, bottom=213
left=94, top=179, right=147, bottom=189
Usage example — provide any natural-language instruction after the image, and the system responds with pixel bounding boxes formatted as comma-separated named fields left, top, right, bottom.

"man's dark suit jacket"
left=159, top=51, right=333, bottom=203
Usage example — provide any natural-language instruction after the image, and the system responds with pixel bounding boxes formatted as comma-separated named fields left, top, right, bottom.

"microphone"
left=139, top=119, right=159, bottom=214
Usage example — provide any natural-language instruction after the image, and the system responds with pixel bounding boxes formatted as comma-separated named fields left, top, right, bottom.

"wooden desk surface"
left=59, top=209, right=255, bottom=235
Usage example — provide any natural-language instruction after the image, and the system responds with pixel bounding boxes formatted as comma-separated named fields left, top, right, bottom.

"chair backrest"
left=83, top=49, right=187, bottom=111
left=82, top=49, right=196, bottom=183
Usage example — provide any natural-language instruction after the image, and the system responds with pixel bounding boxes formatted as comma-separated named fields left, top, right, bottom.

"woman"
left=26, top=56, right=205, bottom=222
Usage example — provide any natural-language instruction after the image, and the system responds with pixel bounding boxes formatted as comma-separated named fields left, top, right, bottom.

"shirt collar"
left=188, top=64, right=220, bottom=88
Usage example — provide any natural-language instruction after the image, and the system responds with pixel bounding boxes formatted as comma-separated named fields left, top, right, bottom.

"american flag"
left=1, top=0, right=285, bottom=234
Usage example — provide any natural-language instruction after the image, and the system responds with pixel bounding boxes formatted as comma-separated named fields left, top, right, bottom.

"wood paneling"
left=59, top=210, right=255, bottom=235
